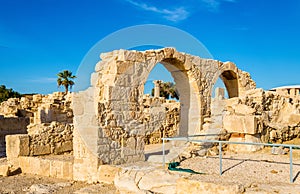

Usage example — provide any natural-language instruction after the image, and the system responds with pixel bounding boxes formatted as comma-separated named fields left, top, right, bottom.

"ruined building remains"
left=1, top=48, right=300, bottom=184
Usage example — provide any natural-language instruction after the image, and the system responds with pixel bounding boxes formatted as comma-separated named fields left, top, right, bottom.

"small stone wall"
left=28, top=122, right=73, bottom=156
left=0, top=117, right=29, bottom=157
left=0, top=92, right=73, bottom=157
left=6, top=122, right=73, bottom=162
left=18, top=156, right=73, bottom=180
left=0, top=92, right=73, bottom=125
left=143, top=96, right=180, bottom=144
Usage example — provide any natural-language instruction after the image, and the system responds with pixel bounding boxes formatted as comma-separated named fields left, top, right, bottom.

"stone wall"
left=1, top=92, right=73, bottom=157
left=0, top=92, right=73, bottom=125
left=28, top=122, right=73, bottom=156
left=0, top=116, right=29, bottom=157
left=143, top=95, right=180, bottom=144
left=6, top=122, right=73, bottom=167
left=220, top=88, right=300, bottom=151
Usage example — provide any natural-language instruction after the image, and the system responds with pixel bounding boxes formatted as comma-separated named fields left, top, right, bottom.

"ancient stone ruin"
left=1, top=48, right=300, bottom=191
left=71, top=47, right=256, bottom=181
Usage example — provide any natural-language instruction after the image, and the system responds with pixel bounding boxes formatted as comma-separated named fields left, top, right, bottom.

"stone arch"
left=213, top=62, right=240, bottom=98
left=72, top=48, right=256, bottom=181
left=101, top=48, right=202, bottom=138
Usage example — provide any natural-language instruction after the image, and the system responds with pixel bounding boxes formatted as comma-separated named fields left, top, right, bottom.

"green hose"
left=168, top=162, right=205, bottom=174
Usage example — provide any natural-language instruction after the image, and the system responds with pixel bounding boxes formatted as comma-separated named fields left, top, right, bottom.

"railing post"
left=290, top=146, right=293, bottom=183
left=162, top=138, right=165, bottom=168
left=219, top=142, right=222, bottom=175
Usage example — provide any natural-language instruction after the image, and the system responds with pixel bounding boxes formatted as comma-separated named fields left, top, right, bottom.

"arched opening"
left=220, top=70, right=239, bottom=98
left=204, top=69, right=239, bottom=137
left=140, top=57, right=201, bottom=138
left=212, top=77, right=228, bottom=99
left=160, top=58, right=201, bottom=137
left=142, top=63, right=180, bottom=145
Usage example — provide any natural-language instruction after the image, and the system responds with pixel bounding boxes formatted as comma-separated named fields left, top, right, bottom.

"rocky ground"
left=0, top=173, right=116, bottom=194
left=1, top=142, right=300, bottom=193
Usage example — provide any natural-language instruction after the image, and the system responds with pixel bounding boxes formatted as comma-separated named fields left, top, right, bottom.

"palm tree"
left=57, top=70, right=76, bottom=94
left=151, top=81, right=179, bottom=100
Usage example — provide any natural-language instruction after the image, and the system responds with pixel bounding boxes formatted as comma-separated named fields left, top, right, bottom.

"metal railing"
left=162, top=136, right=300, bottom=183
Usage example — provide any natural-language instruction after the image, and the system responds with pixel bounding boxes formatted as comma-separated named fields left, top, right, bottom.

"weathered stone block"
left=0, top=164, right=9, bottom=177
left=6, top=135, right=29, bottom=166
left=18, top=157, right=30, bottom=173
left=138, top=169, right=178, bottom=194
left=50, top=160, right=63, bottom=178
left=288, top=114, right=300, bottom=126
left=228, top=134, right=263, bottom=152
left=32, top=144, right=51, bottom=156
left=97, top=165, right=120, bottom=184
left=232, top=104, right=255, bottom=115
left=177, top=178, right=244, bottom=194
left=39, top=159, right=50, bottom=177
left=54, top=141, right=73, bottom=154
left=62, top=161, right=73, bottom=180
left=223, top=115, right=258, bottom=134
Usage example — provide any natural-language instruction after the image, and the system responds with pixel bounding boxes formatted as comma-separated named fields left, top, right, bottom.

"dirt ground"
left=1, top=140, right=300, bottom=193
left=0, top=173, right=116, bottom=194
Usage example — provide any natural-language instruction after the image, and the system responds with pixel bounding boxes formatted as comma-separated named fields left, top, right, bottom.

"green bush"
left=0, top=85, right=22, bottom=103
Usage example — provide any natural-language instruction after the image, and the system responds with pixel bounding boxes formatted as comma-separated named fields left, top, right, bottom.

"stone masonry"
left=1, top=92, right=73, bottom=157
left=72, top=48, right=256, bottom=181
left=3, top=48, right=300, bottom=185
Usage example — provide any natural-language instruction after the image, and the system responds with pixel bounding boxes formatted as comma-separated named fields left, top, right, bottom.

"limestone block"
left=29, top=157, right=41, bottom=174
left=116, top=61, right=135, bottom=75
left=223, top=115, right=258, bottom=134
left=62, top=161, right=73, bottom=180
left=54, top=141, right=73, bottom=154
left=183, top=55, right=193, bottom=70
left=117, top=50, right=137, bottom=62
left=32, top=144, right=51, bottom=156
left=39, top=159, right=50, bottom=177
left=163, top=47, right=175, bottom=58
left=100, top=52, right=114, bottom=61
left=228, top=134, right=263, bottom=152
left=98, top=165, right=121, bottom=184
left=176, top=178, right=244, bottom=194
left=138, top=170, right=178, bottom=194
left=50, top=160, right=63, bottom=178
left=18, top=157, right=31, bottom=173
left=225, top=97, right=240, bottom=108
left=173, top=51, right=186, bottom=63
left=232, top=104, right=255, bottom=115
left=288, top=114, right=300, bottom=126
left=135, top=51, right=145, bottom=62
left=114, top=170, right=141, bottom=193
left=0, top=164, right=9, bottom=177
left=6, top=135, right=30, bottom=165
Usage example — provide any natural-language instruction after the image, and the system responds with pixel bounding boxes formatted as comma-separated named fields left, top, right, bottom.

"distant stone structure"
left=153, top=80, right=162, bottom=98
left=143, top=94, right=180, bottom=144
left=270, top=85, right=300, bottom=97
left=0, top=92, right=73, bottom=157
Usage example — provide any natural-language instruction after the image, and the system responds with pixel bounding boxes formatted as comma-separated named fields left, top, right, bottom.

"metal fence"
left=161, top=136, right=300, bottom=183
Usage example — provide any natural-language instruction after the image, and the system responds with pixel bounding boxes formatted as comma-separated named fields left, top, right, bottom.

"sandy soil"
left=0, top=173, right=116, bottom=194
left=1, top=142, right=300, bottom=193
left=0, top=157, right=115, bottom=194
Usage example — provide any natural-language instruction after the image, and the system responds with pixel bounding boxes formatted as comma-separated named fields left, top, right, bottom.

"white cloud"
left=201, top=0, right=237, bottom=11
left=125, top=0, right=189, bottom=22
left=201, top=0, right=220, bottom=11
left=27, top=77, right=57, bottom=83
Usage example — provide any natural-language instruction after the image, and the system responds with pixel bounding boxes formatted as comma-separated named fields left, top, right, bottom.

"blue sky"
left=0, top=0, right=299, bottom=94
